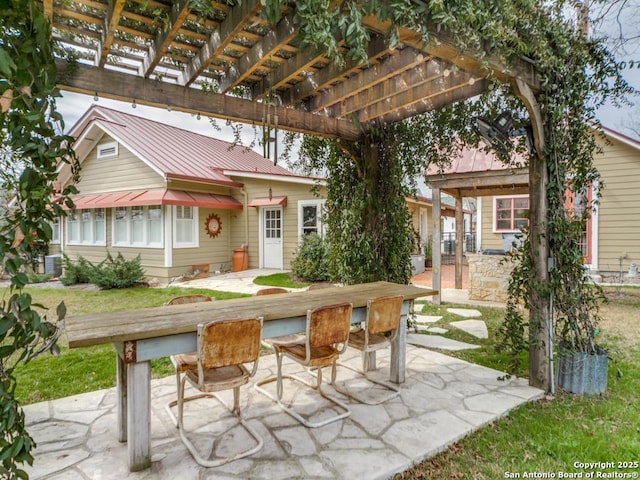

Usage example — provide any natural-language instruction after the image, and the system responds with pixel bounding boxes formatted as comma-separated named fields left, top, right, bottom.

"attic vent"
left=97, top=141, right=118, bottom=158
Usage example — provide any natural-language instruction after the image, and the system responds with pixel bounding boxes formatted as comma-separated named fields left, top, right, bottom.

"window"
left=298, top=200, right=325, bottom=238
left=494, top=196, right=529, bottom=232
left=66, top=209, right=106, bottom=245
left=97, top=141, right=118, bottom=158
left=113, top=206, right=163, bottom=247
left=174, top=205, right=198, bottom=247
left=51, top=218, right=60, bottom=244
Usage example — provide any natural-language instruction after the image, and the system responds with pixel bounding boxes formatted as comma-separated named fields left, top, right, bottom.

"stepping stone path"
left=450, top=320, right=488, bottom=339
left=407, top=307, right=488, bottom=351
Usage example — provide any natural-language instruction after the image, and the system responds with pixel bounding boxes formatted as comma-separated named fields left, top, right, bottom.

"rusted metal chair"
left=256, top=287, right=288, bottom=295
left=333, top=295, right=403, bottom=405
left=177, top=317, right=264, bottom=467
left=165, top=294, right=212, bottom=426
left=255, top=302, right=353, bottom=428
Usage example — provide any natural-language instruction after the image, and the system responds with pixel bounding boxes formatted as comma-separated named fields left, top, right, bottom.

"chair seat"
left=280, top=343, right=339, bottom=367
left=184, top=364, right=250, bottom=392
left=172, top=352, right=197, bottom=372
left=348, top=329, right=390, bottom=351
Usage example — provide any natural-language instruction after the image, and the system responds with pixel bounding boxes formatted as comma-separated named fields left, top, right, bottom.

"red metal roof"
left=425, top=146, right=526, bottom=176
left=70, top=190, right=242, bottom=210
left=248, top=196, right=287, bottom=207
left=71, top=105, right=297, bottom=186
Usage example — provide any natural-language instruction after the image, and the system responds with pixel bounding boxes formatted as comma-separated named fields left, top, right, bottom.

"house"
left=50, top=105, right=327, bottom=284
left=475, top=126, right=640, bottom=281
left=427, top=126, right=640, bottom=298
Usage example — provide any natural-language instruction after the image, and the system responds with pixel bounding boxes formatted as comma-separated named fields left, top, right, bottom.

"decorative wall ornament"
left=204, top=213, right=222, bottom=238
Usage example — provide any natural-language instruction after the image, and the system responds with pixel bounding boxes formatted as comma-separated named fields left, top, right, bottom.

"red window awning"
left=248, top=196, right=287, bottom=207
left=68, top=189, right=243, bottom=210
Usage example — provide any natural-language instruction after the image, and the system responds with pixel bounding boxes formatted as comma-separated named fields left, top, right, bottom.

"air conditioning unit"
left=44, top=255, right=62, bottom=277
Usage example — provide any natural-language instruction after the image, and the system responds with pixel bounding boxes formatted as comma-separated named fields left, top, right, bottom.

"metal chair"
left=177, top=317, right=264, bottom=467
left=165, top=294, right=212, bottom=426
left=333, top=295, right=403, bottom=405
left=255, top=302, right=353, bottom=428
left=256, top=287, right=288, bottom=295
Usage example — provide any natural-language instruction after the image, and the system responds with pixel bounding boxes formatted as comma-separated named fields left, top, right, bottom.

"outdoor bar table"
left=65, top=281, right=436, bottom=471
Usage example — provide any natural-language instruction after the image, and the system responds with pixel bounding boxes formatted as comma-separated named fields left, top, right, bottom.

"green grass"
left=14, top=286, right=250, bottom=404
left=252, top=272, right=310, bottom=288
left=396, top=289, right=640, bottom=479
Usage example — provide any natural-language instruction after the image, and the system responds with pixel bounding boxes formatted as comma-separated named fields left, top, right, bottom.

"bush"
left=60, top=254, right=93, bottom=286
left=60, top=253, right=145, bottom=289
left=27, top=271, right=53, bottom=284
left=89, top=252, right=145, bottom=289
left=291, top=233, right=330, bottom=282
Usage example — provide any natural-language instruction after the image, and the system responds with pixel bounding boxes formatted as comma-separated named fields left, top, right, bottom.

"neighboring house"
left=472, top=126, right=640, bottom=280
left=50, top=106, right=327, bottom=284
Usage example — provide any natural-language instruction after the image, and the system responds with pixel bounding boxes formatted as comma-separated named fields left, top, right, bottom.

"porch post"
left=455, top=195, right=464, bottom=289
left=432, top=187, right=442, bottom=304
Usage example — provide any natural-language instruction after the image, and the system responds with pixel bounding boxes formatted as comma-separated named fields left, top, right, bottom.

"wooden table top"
left=65, top=282, right=435, bottom=348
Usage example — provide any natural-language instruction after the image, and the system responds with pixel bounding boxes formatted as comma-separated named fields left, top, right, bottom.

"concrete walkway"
left=23, top=269, right=541, bottom=479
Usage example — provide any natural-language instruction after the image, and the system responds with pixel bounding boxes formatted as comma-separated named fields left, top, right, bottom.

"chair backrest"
left=197, top=317, right=263, bottom=370
left=166, top=294, right=212, bottom=305
left=366, top=295, right=403, bottom=335
left=256, top=287, right=288, bottom=296
left=306, top=302, right=352, bottom=348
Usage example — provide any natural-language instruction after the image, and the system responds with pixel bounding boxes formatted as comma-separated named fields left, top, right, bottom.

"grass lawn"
left=11, top=284, right=640, bottom=477
left=394, top=287, right=640, bottom=478
left=13, top=286, right=249, bottom=404
left=252, top=272, right=310, bottom=288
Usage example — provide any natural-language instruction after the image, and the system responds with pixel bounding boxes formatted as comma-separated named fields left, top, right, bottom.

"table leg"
left=390, top=301, right=409, bottom=384
left=127, top=361, right=151, bottom=471
left=116, top=353, right=127, bottom=442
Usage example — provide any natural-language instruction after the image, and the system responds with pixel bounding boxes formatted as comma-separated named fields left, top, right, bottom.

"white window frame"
left=173, top=205, right=199, bottom=248
left=51, top=217, right=60, bottom=244
left=111, top=206, right=164, bottom=248
left=97, top=141, right=118, bottom=158
left=493, top=194, right=530, bottom=233
left=297, top=199, right=325, bottom=239
left=66, top=208, right=106, bottom=246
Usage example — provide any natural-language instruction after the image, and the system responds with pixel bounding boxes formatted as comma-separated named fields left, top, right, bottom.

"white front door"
left=262, top=207, right=283, bottom=269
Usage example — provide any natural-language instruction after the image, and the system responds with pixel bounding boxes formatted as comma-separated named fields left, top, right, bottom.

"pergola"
left=45, top=1, right=551, bottom=391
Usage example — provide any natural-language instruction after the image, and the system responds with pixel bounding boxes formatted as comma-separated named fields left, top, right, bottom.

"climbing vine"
left=1, top=0, right=79, bottom=477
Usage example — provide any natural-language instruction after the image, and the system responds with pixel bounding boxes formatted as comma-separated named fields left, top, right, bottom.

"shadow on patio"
left=24, top=344, right=542, bottom=480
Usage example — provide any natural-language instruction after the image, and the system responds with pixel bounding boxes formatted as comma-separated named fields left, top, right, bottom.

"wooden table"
left=65, top=281, right=435, bottom=471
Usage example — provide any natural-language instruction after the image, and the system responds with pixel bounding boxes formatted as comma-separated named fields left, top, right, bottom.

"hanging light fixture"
left=93, top=92, right=99, bottom=101
left=131, top=99, right=137, bottom=109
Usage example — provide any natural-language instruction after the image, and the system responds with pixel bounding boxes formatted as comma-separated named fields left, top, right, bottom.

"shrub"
left=27, top=272, right=53, bottom=284
left=60, top=254, right=93, bottom=286
left=291, top=233, right=330, bottom=282
left=89, top=252, right=145, bottom=289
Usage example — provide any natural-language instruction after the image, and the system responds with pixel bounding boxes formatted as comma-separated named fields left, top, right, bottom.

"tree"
left=1, top=1, right=79, bottom=477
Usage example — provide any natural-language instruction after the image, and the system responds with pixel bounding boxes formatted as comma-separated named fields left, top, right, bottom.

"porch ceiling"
left=46, top=0, right=540, bottom=141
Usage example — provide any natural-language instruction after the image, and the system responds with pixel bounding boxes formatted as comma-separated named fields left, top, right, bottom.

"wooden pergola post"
left=455, top=195, right=464, bottom=289
left=513, top=78, right=551, bottom=392
left=432, top=187, right=442, bottom=305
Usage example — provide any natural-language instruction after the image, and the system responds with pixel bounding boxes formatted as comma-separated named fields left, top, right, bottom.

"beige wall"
left=76, top=135, right=166, bottom=194
left=479, top=197, right=504, bottom=251
left=593, top=136, right=640, bottom=274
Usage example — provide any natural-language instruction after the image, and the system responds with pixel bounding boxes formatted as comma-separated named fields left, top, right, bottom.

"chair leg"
left=333, top=357, right=400, bottom=406
left=255, top=356, right=350, bottom=429
left=177, top=377, right=263, bottom=468
left=166, top=368, right=211, bottom=428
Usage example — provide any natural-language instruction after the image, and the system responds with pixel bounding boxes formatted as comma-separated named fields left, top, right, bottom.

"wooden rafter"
left=219, top=13, right=297, bottom=93
left=144, top=0, right=191, bottom=77
left=183, top=0, right=262, bottom=86
left=98, top=0, right=126, bottom=67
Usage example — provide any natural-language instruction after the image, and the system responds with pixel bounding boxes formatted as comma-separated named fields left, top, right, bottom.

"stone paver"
left=447, top=308, right=483, bottom=318
left=407, top=333, right=481, bottom=351
left=414, top=314, right=443, bottom=324
left=450, top=319, right=489, bottom=339
left=23, top=346, right=541, bottom=480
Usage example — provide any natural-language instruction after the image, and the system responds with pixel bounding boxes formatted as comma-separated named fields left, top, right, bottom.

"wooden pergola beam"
left=98, top=0, right=126, bottom=68
left=183, top=0, right=262, bottom=86
left=219, top=13, right=298, bottom=93
left=143, top=0, right=191, bottom=77
left=56, top=60, right=362, bottom=141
